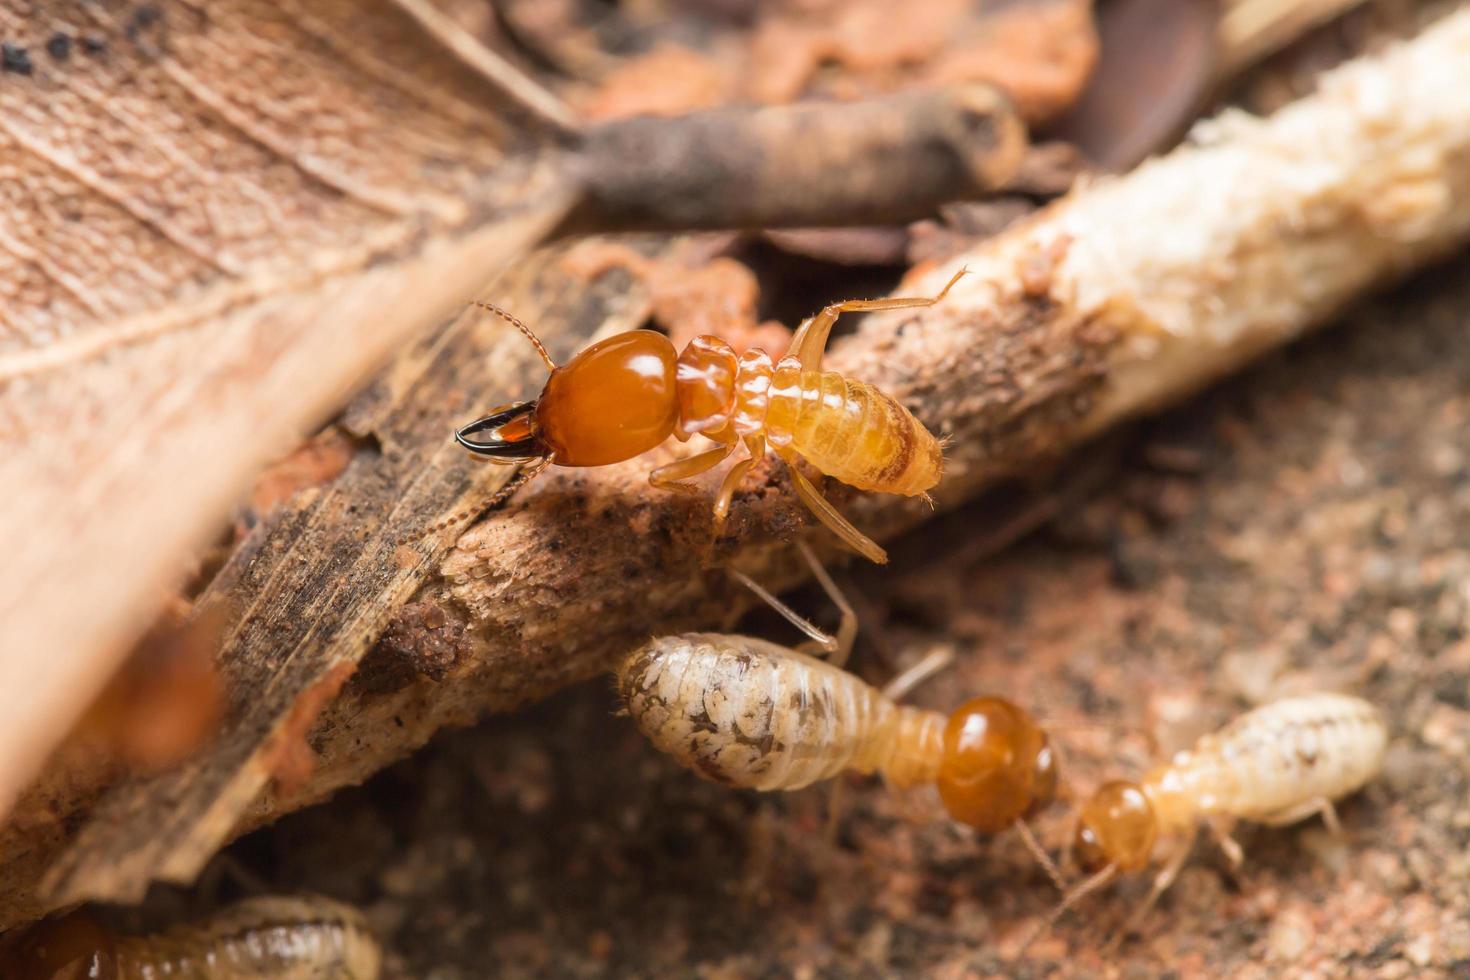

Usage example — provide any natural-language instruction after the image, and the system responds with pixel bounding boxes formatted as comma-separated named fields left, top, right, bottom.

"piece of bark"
left=21, top=250, right=654, bottom=919
left=15, top=7, right=1470, bottom=924
left=0, top=0, right=574, bottom=830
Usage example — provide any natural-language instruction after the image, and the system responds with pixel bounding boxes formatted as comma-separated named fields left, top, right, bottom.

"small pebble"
left=1, top=42, right=33, bottom=74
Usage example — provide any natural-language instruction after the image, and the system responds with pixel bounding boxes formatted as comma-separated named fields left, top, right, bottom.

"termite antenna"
left=472, top=301, right=556, bottom=372
left=1014, top=820, right=1066, bottom=892
left=1018, top=863, right=1119, bottom=956
left=396, top=458, right=550, bottom=548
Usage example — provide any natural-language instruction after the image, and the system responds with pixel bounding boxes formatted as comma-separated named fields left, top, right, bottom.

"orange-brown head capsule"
left=936, top=696, right=1059, bottom=834
left=537, top=330, right=678, bottom=465
left=1074, top=779, right=1157, bottom=873
left=457, top=330, right=679, bottom=466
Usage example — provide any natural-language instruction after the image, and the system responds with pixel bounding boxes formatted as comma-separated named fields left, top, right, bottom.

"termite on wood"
left=0, top=895, right=381, bottom=979
left=451, top=270, right=966, bottom=564
left=1042, top=693, right=1388, bottom=940
left=616, top=543, right=1063, bottom=880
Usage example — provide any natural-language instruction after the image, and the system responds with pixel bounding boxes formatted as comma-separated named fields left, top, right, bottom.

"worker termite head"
left=1071, top=779, right=1156, bottom=873
left=939, top=696, right=1060, bottom=834
left=456, top=326, right=680, bottom=467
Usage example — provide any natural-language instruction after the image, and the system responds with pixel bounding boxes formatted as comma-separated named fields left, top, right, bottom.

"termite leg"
left=1206, top=817, right=1245, bottom=872
left=779, top=450, right=887, bottom=564
left=788, top=267, right=968, bottom=370
left=712, top=436, right=764, bottom=528
left=793, top=541, right=856, bottom=668
left=650, top=442, right=735, bottom=494
left=880, top=645, right=955, bottom=702
left=1116, top=827, right=1198, bottom=943
left=727, top=567, right=840, bottom=658
left=1257, top=796, right=1342, bottom=834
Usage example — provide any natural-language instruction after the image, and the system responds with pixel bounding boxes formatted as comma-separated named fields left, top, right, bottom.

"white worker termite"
left=1041, top=692, right=1388, bottom=940
left=617, top=543, right=1066, bottom=884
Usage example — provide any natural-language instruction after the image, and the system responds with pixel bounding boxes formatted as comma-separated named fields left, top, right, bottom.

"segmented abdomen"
left=1145, top=693, right=1387, bottom=830
left=618, top=634, right=944, bottom=791
left=763, top=363, right=942, bottom=497
left=114, top=896, right=381, bottom=979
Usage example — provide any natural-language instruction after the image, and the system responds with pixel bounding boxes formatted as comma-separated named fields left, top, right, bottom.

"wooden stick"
left=15, top=7, right=1470, bottom=927
left=560, top=84, right=1028, bottom=233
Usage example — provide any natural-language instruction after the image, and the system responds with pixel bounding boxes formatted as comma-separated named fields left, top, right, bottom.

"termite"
left=452, top=269, right=967, bottom=564
left=1042, top=693, right=1388, bottom=939
left=0, top=895, right=381, bottom=979
left=616, top=543, right=1064, bottom=880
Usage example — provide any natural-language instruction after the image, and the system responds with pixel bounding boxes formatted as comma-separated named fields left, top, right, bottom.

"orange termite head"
left=1073, top=779, right=1157, bottom=874
left=935, top=696, right=1061, bottom=834
left=457, top=324, right=681, bottom=468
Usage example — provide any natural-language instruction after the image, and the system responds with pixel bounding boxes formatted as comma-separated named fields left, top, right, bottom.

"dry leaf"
left=0, top=0, right=574, bottom=824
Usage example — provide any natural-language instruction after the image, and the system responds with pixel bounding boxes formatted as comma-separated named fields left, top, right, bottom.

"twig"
left=560, top=85, right=1028, bottom=233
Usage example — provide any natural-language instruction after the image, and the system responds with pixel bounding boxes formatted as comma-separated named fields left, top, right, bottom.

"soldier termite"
left=0, top=895, right=381, bottom=979
left=1040, top=692, right=1388, bottom=942
left=450, top=269, right=967, bottom=564
left=616, top=543, right=1065, bottom=883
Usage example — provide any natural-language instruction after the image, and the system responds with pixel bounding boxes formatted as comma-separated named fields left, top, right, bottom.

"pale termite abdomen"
left=618, top=633, right=945, bottom=791
left=1142, top=693, right=1388, bottom=832
left=0, top=896, right=381, bottom=980
left=764, top=364, right=943, bottom=497
left=114, top=896, right=380, bottom=979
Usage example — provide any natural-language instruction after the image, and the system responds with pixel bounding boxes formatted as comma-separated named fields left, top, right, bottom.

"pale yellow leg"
left=792, top=540, right=857, bottom=668
left=1206, top=817, right=1245, bottom=870
left=727, top=561, right=840, bottom=658
left=780, top=451, right=887, bottom=564
left=788, top=267, right=967, bottom=370
left=879, top=645, right=954, bottom=701
left=712, top=436, right=765, bottom=527
left=649, top=442, right=734, bottom=494
left=1114, top=827, right=1198, bottom=945
left=1257, top=796, right=1342, bottom=834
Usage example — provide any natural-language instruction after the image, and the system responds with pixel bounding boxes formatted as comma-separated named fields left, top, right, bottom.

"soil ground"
left=117, top=252, right=1470, bottom=977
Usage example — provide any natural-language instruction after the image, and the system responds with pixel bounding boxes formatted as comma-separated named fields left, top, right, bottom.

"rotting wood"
left=16, top=8, right=1470, bottom=924
left=0, top=0, right=574, bottom=836
left=0, top=0, right=1030, bottom=868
